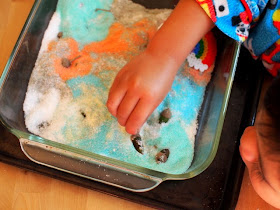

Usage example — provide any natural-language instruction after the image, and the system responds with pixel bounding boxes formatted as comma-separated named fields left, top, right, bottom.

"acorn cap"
left=161, top=108, right=171, bottom=118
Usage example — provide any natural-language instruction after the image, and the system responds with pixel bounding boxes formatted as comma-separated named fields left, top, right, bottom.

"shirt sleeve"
left=196, top=0, right=269, bottom=42
left=197, top=0, right=280, bottom=77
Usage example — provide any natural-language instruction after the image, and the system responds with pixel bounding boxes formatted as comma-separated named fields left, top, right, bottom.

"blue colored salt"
left=57, top=0, right=114, bottom=47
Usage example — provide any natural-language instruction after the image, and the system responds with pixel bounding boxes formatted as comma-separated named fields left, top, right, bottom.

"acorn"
left=155, top=149, right=170, bottom=164
left=130, top=134, right=144, bottom=154
left=61, top=58, right=71, bottom=68
left=61, top=55, right=81, bottom=68
left=57, top=31, right=63, bottom=39
left=159, top=108, right=172, bottom=124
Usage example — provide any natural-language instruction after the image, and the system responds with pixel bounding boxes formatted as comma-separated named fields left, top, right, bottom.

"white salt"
left=25, top=88, right=60, bottom=135
left=39, top=12, right=61, bottom=55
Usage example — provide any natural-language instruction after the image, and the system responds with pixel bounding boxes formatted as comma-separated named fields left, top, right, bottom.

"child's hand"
left=240, top=112, right=280, bottom=208
left=106, top=0, right=214, bottom=134
left=106, top=51, right=178, bottom=134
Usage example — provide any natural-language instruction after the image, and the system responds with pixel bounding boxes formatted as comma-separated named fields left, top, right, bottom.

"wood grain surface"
left=0, top=0, right=278, bottom=209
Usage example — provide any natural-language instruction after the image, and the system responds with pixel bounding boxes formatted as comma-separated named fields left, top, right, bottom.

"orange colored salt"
left=48, top=19, right=158, bottom=81
left=49, top=38, right=94, bottom=81
left=83, top=19, right=157, bottom=57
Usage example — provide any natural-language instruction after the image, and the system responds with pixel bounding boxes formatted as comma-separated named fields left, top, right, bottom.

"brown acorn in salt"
left=61, top=55, right=81, bottom=68
left=155, top=149, right=170, bottom=163
left=159, top=108, right=172, bottom=124
left=57, top=31, right=63, bottom=39
left=130, top=134, right=144, bottom=154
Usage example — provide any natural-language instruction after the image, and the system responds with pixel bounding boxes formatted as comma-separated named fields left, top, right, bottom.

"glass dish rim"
left=0, top=0, right=241, bottom=180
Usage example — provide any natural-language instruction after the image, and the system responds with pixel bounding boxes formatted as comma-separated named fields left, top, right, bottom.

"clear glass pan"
left=0, top=0, right=240, bottom=192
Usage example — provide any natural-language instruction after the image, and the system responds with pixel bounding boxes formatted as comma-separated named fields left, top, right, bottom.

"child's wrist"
left=144, top=47, right=180, bottom=74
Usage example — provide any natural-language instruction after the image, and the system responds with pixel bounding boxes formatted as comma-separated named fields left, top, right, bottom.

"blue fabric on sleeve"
left=197, top=0, right=280, bottom=76
left=196, top=0, right=269, bottom=42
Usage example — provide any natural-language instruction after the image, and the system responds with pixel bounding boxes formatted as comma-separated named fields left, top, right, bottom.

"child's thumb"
left=239, top=126, right=259, bottom=162
left=239, top=127, right=262, bottom=183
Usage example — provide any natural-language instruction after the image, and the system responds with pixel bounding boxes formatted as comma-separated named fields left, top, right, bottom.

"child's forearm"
left=146, top=0, right=214, bottom=70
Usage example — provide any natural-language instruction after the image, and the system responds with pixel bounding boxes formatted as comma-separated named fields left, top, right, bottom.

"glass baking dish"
left=0, top=0, right=240, bottom=192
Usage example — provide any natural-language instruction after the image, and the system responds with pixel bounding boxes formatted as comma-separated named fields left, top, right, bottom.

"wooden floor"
left=0, top=0, right=278, bottom=209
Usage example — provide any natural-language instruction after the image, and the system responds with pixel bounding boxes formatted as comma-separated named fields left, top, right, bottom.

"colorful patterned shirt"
left=196, top=0, right=280, bottom=76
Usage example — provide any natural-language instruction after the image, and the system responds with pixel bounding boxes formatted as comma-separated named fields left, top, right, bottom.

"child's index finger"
left=116, top=92, right=140, bottom=126
left=125, top=98, right=156, bottom=134
left=106, top=84, right=126, bottom=117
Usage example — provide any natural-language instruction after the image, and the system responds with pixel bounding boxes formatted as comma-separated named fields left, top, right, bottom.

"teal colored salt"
left=63, top=68, right=204, bottom=174
left=67, top=75, right=106, bottom=98
left=158, top=73, right=205, bottom=125
left=57, top=0, right=114, bottom=47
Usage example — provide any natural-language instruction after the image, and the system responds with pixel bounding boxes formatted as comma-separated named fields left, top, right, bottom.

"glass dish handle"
left=19, top=138, right=162, bottom=192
